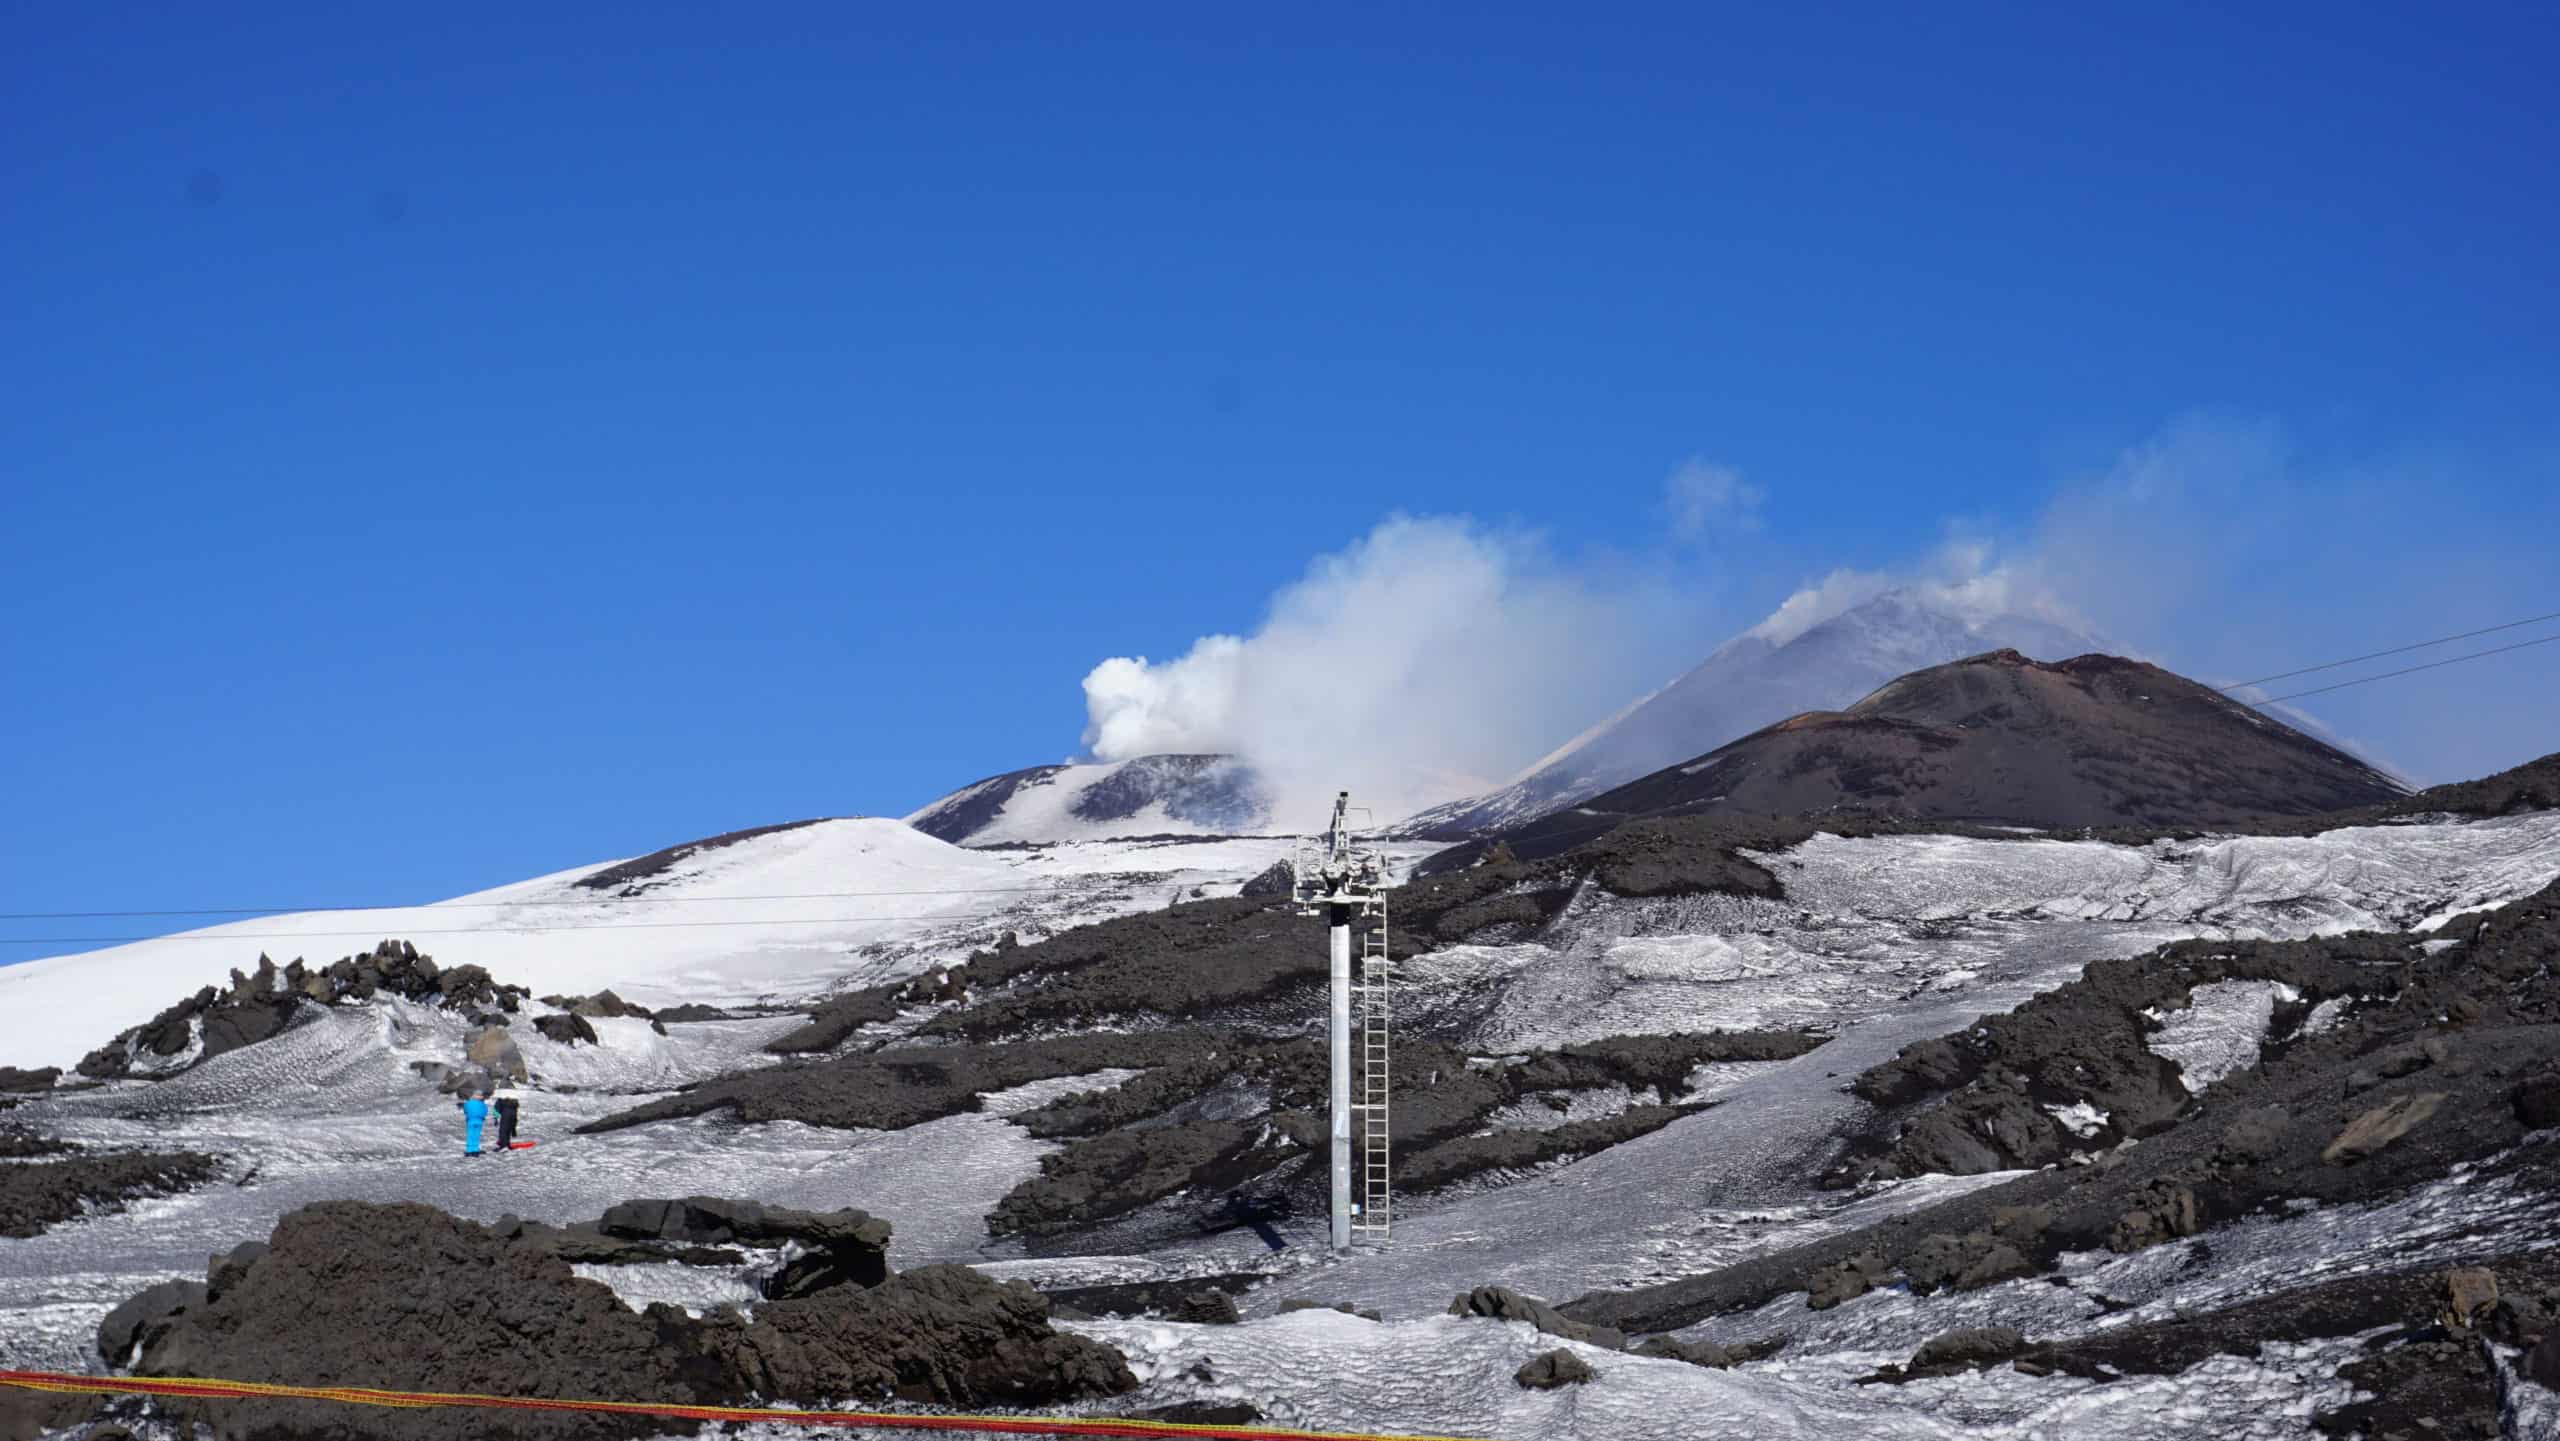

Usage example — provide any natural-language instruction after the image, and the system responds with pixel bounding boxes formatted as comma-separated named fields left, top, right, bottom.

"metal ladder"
left=1351, top=906, right=1392, bottom=1240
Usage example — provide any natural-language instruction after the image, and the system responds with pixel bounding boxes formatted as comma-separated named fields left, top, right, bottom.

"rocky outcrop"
left=534, top=1014, right=601, bottom=1047
left=0, top=1129, right=76, bottom=1160
left=1899, top=1230, right=2035, bottom=1295
left=97, top=1278, right=208, bottom=1366
left=1514, top=1348, right=1597, bottom=1389
left=1449, top=1286, right=1626, bottom=1351
left=1, top=1150, right=220, bottom=1240
left=1238, top=860, right=1296, bottom=898
left=1398, top=1105, right=1697, bottom=1192
left=120, top=1201, right=1132, bottom=1441
left=706, top=1262, right=1134, bottom=1405
left=541, top=991, right=669, bottom=1036
left=1804, top=1252, right=1891, bottom=1311
left=1862, top=1327, right=2030, bottom=1384
left=1277, top=1299, right=1382, bottom=1322
left=467, top=1024, right=529, bottom=1084
left=1563, top=876, right=2560, bottom=1337
left=764, top=985, right=905, bottom=1055
left=1505, top=1030, right=1829, bottom=1094
left=587, top=1032, right=1208, bottom=1135
left=0, top=1067, right=58, bottom=1094
left=595, top=1197, right=894, bottom=1297
left=1631, top=1333, right=1786, bottom=1368
left=77, top=942, right=530, bottom=1081
left=988, top=1120, right=1296, bottom=1238
left=2322, top=1092, right=2446, bottom=1165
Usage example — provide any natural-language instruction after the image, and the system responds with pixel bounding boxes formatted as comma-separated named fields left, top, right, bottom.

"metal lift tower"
left=1293, top=791, right=1391, bottom=1252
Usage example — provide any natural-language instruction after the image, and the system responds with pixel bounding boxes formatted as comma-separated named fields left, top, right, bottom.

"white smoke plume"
left=1078, top=417, right=2556, bottom=824
left=1080, top=515, right=1711, bottom=826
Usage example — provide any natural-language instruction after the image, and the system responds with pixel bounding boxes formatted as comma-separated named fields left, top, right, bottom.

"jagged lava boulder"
left=123, top=1200, right=1132, bottom=1441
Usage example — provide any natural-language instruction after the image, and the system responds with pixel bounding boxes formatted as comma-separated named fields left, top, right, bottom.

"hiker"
left=458, top=1089, right=489, bottom=1157
left=493, top=1088, right=521, bottom=1152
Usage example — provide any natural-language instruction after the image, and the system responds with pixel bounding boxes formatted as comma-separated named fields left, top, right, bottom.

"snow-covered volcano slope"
left=1397, top=586, right=2108, bottom=838
left=9, top=809, right=2556, bottom=1437
left=0, top=819, right=1323, bottom=1073
left=907, top=753, right=1273, bottom=845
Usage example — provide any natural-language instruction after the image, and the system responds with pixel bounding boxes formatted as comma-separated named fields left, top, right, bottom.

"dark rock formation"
left=1277, top=1299, right=1382, bottom=1322
left=912, top=900, right=1330, bottom=1041
left=764, top=985, right=904, bottom=1054
left=97, top=1278, right=208, bottom=1366
left=1562, top=875, right=2560, bottom=1336
left=535, top=1013, right=601, bottom=1047
left=0, top=1150, right=220, bottom=1240
left=1038, top=1274, right=1263, bottom=1321
left=1507, top=1030, right=1829, bottom=1093
left=597, top=1196, right=892, bottom=1254
left=1449, top=1286, right=1626, bottom=1351
left=1398, top=1105, right=1697, bottom=1192
left=1515, top=1348, right=1597, bottom=1389
left=1239, top=860, right=1297, bottom=898
left=1899, top=1230, right=2036, bottom=1295
left=1861, top=1327, right=2031, bottom=1384
left=0, top=1067, right=58, bottom=1094
left=586, top=1032, right=1209, bottom=1134
left=989, top=1120, right=1297, bottom=1238
left=652, top=1004, right=736, bottom=1024
left=1631, top=1333, right=1786, bottom=1368
left=122, top=1200, right=1132, bottom=1441
left=77, top=941, right=530, bottom=1081
left=540, top=991, right=669, bottom=1035
left=705, top=1262, right=1135, bottom=1406
left=0, top=1129, right=77, bottom=1160
left=2531, top=1328, right=2560, bottom=1390
left=1837, top=924, right=2447, bottom=1185
left=1805, top=1252, right=1891, bottom=1311
left=1172, top=1290, right=1242, bottom=1325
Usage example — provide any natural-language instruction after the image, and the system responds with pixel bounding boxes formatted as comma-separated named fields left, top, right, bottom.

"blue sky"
left=5, top=3, right=2557, bottom=953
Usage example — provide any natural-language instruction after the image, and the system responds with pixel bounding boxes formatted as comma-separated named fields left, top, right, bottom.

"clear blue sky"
left=6, top=3, right=2557, bottom=953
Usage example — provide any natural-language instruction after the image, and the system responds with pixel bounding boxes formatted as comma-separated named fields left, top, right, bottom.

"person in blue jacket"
left=458, top=1089, right=490, bottom=1157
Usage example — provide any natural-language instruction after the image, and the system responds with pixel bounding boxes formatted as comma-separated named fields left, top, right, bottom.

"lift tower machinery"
left=1293, top=791, right=1391, bottom=1252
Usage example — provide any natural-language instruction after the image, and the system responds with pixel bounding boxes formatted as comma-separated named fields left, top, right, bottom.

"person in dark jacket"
left=458, top=1091, right=489, bottom=1157
left=493, top=1088, right=521, bottom=1152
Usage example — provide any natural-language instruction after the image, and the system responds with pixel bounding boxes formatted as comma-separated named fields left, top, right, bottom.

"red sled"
left=507, top=1141, right=537, bottom=1150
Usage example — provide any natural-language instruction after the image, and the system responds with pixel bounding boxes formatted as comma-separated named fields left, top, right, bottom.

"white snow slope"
left=5, top=813, right=2558, bottom=1439
left=1396, top=586, right=2108, bottom=837
left=0, top=819, right=1378, bottom=1073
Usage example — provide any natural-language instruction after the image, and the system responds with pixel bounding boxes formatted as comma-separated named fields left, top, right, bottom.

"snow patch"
left=2150, top=981, right=2297, bottom=1094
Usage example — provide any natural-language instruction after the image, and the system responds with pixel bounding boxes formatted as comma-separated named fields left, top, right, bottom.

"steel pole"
left=1328, top=901, right=1353, bottom=1252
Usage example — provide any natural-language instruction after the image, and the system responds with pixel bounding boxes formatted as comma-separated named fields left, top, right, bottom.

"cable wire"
left=2254, top=630, right=2560, bottom=704
left=2216, top=608, right=2560, bottom=691
left=0, top=914, right=1037, bottom=945
left=0, top=884, right=1068, bottom=921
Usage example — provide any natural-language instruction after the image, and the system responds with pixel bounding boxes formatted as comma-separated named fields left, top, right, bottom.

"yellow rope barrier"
left=0, top=1369, right=1501, bottom=1440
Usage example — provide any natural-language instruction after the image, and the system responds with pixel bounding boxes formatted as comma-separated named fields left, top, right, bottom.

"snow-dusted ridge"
left=906, top=754, right=1274, bottom=846
left=0, top=819, right=1345, bottom=1073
